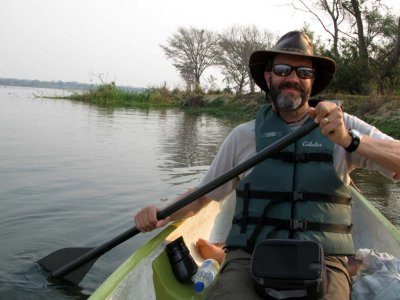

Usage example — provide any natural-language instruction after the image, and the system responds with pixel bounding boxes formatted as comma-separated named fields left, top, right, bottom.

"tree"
left=296, top=0, right=400, bottom=94
left=178, top=64, right=196, bottom=92
left=343, top=0, right=368, bottom=64
left=372, top=15, right=400, bottom=92
left=160, top=27, right=220, bottom=91
left=295, top=0, right=347, bottom=58
left=342, top=1, right=400, bottom=92
left=390, top=17, right=400, bottom=68
left=216, top=25, right=275, bottom=94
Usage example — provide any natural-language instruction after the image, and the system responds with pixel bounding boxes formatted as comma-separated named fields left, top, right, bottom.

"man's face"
left=264, top=54, right=314, bottom=112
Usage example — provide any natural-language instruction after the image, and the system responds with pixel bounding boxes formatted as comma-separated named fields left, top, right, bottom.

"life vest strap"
left=240, top=183, right=250, bottom=234
left=236, top=190, right=351, bottom=205
left=233, top=217, right=352, bottom=234
left=271, top=152, right=333, bottom=163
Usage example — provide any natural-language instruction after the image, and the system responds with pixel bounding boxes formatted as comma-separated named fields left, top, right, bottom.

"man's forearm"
left=169, top=190, right=212, bottom=221
left=357, top=135, right=400, bottom=177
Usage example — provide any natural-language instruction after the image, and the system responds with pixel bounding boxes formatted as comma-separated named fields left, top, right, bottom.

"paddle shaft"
left=51, top=121, right=318, bottom=279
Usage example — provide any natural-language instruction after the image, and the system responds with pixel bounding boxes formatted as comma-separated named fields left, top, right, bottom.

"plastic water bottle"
left=193, top=259, right=220, bottom=292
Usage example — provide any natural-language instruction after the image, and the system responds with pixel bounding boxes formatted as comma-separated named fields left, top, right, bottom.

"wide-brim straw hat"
left=249, top=31, right=336, bottom=96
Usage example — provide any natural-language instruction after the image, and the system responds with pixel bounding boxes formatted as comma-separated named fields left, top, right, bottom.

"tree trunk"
left=194, top=74, right=201, bottom=91
left=351, top=0, right=368, bottom=64
left=332, top=21, right=340, bottom=58
left=389, top=17, right=400, bottom=67
left=249, top=77, right=255, bottom=93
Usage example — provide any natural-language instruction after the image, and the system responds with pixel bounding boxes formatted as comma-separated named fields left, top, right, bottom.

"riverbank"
left=336, top=94, right=400, bottom=139
left=50, top=84, right=400, bottom=138
left=210, top=92, right=400, bottom=138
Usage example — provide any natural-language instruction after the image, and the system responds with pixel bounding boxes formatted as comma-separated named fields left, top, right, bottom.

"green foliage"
left=53, top=83, right=177, bottom=108
left=331, top=56, right=374, bottom=95
left=371, top=119, right=400, bottom=139
left=182, top=98, right=252, bottom=121
left=308, top=5, right=400, bottom=96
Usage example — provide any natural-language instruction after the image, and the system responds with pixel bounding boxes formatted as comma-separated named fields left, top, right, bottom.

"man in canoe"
left=134, top=31, right=400, bottom=299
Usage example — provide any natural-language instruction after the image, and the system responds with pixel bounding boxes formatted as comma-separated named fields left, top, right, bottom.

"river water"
left=0, top=86, right=399, bottom=299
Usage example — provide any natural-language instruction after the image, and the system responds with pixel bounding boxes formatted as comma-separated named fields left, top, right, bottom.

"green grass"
left=49, top=84, right=178, bottom=109
left=323, top=93, right=400, bottom=138
left=345, top=96, right=400, bottom=139
left=182, top=97, right=254, bottom=121
left=371, top=119, right=400, bottom=138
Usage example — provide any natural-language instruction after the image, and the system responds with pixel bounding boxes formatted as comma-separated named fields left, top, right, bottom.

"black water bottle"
left=166, top=236, right=198, bottom=283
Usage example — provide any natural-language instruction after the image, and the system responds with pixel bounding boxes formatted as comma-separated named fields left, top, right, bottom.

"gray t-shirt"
left=199, top=113, right=396, bottom=201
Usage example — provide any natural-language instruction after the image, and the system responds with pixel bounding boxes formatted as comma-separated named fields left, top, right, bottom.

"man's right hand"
left=133, top=205, right=171, bottom=232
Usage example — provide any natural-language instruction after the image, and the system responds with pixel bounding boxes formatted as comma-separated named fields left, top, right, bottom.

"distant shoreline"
left=0, top=78, right=145, bottom=93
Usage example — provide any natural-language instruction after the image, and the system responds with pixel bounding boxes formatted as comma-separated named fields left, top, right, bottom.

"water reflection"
left=352, top=169, right=400, bottom=228
left=157, top=111, right=234, bottom=187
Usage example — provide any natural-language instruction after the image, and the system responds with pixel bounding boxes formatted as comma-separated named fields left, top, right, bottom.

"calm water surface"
left=0, top=86, right=399, bottom=300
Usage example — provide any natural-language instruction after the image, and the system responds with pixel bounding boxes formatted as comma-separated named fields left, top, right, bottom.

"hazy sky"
left=2, top=0, right=400, bottom=89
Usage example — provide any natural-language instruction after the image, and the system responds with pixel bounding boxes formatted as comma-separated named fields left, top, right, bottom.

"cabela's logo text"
left=302, top=141, right=323, bottom=147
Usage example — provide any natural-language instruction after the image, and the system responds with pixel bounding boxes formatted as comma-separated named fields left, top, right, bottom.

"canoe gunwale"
left=88, top=223, right=180, bottom=299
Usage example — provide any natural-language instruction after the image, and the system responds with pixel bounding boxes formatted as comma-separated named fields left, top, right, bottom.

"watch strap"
left=344, top=129, right=361, bottom=152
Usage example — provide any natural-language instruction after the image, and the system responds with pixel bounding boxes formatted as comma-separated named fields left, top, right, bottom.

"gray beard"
left=275, top=94, right=303, bottom=112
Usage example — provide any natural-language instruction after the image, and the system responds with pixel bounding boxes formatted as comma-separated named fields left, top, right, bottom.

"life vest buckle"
left=294, top=153, right=307, bottom=162
left=289, top=219, right=307, bottom=231
left=292, top=191, right=304, bottom=201
left=280, top=152, right=307, bottom=162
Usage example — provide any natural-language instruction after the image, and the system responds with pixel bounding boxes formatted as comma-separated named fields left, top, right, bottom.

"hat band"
left=276, top=47, right=311, bottom=55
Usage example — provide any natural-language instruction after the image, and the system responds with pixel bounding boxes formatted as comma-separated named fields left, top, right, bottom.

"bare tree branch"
left=216, top=25, right=275, bottom=93
left=160, top=27, right=220, bottom=90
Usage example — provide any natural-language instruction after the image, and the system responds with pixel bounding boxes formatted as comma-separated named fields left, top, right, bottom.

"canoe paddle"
left=38, top=121, right=318, bottom=285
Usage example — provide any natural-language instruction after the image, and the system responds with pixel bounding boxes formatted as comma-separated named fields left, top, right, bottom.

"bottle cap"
left=194, top=281, right=204, bottom=292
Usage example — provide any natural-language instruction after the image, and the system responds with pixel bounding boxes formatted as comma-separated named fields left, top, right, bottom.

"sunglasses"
left=270, top=64, right=316, bottom=79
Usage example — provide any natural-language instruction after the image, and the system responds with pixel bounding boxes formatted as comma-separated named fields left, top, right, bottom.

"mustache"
left=278, top=82, right=305, bottom=93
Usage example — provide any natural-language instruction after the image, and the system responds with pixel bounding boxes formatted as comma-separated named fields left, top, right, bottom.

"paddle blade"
left=38, top=247, right=96, bottom=285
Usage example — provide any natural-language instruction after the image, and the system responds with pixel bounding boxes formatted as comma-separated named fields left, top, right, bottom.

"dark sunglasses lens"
left=297, top=67, right=315, bottom=79
left=273, top=64, right=291, bottom=76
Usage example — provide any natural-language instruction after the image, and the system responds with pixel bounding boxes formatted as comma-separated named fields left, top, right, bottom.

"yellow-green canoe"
left=89, top=188, right=400, bottom=300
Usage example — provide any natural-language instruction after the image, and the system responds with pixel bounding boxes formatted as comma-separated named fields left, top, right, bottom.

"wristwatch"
left=344, top=129, right=362, bottom=152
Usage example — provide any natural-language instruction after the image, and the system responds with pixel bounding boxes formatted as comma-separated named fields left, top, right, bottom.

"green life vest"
left=225, top=105, right=354, bottom=255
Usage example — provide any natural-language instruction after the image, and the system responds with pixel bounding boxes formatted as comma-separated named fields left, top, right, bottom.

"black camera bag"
left=250, top=239, right=326, bottom=299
